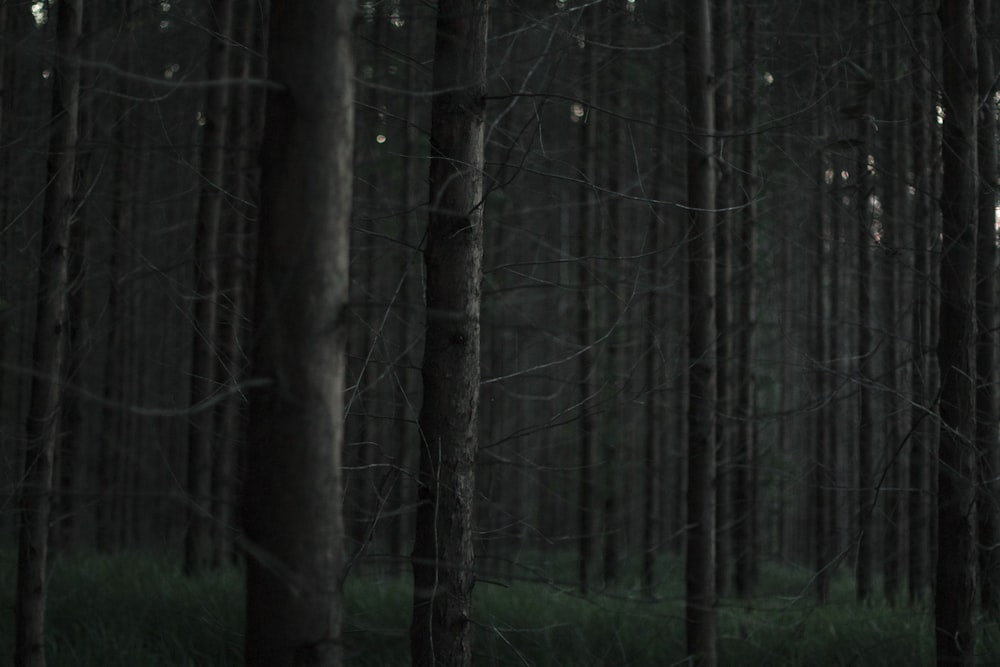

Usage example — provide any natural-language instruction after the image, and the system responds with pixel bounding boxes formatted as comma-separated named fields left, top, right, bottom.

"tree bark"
left=211, top=0, right=266, bottom=569
left=854, top=0, right=877, bottom=606
left=243, top=1, right=354, bottom=664
left=713, top=0, right=734, bottom=598
left=733, top=4, right=758, bottom=597
left=15, top=0, right=82, bottom=663
left=908, top=0, right=936, bottom=605
left=575, top=3, right=600, bottom=595
left=96, top=62, right=137, bottom=553
left=975, top=0, right=1000, bottom=619
left=684, top=0, right=718, bottom=663
left=641, top=4, right=674, bottom=597
left=935, top=1, right=978, bottom=663
left=185, top=0, right=235, bottom=575
left=409, top=1, right=488, bottom=665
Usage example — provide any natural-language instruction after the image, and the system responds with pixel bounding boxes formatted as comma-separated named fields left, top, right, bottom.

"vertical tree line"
left=1, top=0, right=999, bottom=665
left=936, top=2, right=979, bottom=664
left=15, top=0, right=82, bottom=664
left=410, top=1, right=488, bottom=664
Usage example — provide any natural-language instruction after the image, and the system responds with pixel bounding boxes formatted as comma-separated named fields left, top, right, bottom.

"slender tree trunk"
left=185, top=0, right=235, bottom=575
left=975, top=0, right=1000, bottom=618
left=935, top=2, right=978, bottom=663
left=96, top=71, right=137, bottom=553
left=854, top=0, right=877, bottom=605
left=713, top=0, right=734, bottom=598
left=881, top=33, right=906, bottom=605
left=733, top=5, right=758, bottom=597
left=641, top=9, right=674, bottom=596
left=211, top=0, right=264, bottom=568
left=243, top=1, right=354, bottom=664
left=601, top=2, right=629, bottom=588
left=0, top=0, right=9, bottom=454
left=15, top=0, right=82, bottom=663
left=813, top=151, right=833, bottom=602
left=54, top=0, right=100, bottom=550
left=684, top=0, right=717, bottom=663
left=909, top=0, right=935, bottom=605
left=410, top=1, right=488, bottom=665
left=575, top=3, right=600, bottom=594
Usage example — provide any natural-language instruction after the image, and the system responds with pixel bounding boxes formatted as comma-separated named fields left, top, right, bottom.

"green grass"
left=1, top=550, right=998, bottom=665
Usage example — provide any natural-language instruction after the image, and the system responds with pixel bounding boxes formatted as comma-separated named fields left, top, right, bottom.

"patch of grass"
left=0, top=550, right=243, bottom=666
left=1, top=550, right=999, bottom=665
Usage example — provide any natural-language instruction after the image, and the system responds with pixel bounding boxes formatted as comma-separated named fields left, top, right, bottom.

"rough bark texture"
left=935, top=1, right=978, bottom=664
left=684, top=0, right=718, bottom=664
left=15, top=0, right=82, bottom=663
left=409, top=1, right=488, bottom=665
left=243, top=2, right=354, bottom=665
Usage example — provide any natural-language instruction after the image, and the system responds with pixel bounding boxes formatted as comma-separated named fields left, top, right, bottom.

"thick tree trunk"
left=409, top=1, right=488, bottom=665
left=975, top=0, right=1000, bottom=619
left=935, top=1, right=978, bottom=664
left=15, top=0, right=82, bottom=663
left=684, top=0, right=717, bottom=663
left=243, top=1, right=354, bottom=665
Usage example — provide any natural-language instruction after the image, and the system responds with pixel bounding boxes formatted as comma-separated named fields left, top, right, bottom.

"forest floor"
left=0, top=549, right=997, bottom=665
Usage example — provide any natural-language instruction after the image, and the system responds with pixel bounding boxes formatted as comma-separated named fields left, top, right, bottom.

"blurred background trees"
left=0, top=0, right=997, bottom=664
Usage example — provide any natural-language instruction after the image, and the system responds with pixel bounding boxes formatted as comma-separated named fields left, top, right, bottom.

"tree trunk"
left=409, top=1, right=488, bottom=665
left=908, top=0, right=935, bottom=605
left=684, top=0, right=717, bottom=663
left=96, top=76, right=136, bottom=553
left=713, top=0, right=734, bottom=599
left=185, top=0, right=235, bottom=575
left=15, top=0, right=82, bottom=663
left=854, top=0, right=877, bottom=606
left=880, top=29, right=906, bottom=605
left=813, top=145, right=834, bottom=602
left=575, top=2, right=600, bottom=595
left=54, top=0, right=101, bottom=550
left=641, top=5, right=674, bottom=597
left=935, top=1, right=978, bottom=663
left=242, top=1, right=354, bottom=664
left=733, top=4, right=758, bottom=597
left=211, top=0, right=265, bottom=569
left=975, top=0, right=1000, bottom=619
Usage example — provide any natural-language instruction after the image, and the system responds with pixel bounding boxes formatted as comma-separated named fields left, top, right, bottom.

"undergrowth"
left=0, top=550, right=997, bottom=665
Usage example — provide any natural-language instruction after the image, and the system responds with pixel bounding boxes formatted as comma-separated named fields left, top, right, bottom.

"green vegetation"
left=0, top=551, right=997, bottom=665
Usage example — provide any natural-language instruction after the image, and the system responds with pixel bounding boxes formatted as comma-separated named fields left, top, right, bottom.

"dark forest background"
left=1, top=0, right=998, bottom=665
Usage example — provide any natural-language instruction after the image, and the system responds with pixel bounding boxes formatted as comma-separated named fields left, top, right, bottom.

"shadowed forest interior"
left=1, top=0, right=999, bottom=665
